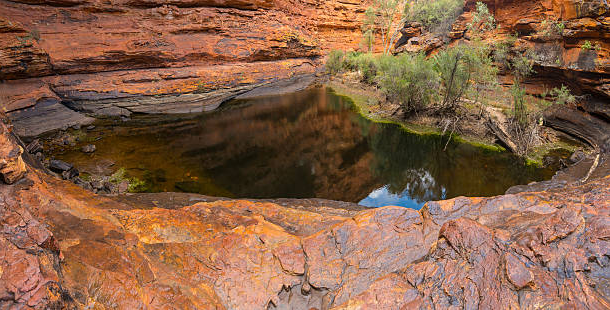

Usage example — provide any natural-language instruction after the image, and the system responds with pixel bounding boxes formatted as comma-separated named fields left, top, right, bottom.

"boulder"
left=49, top=159, right=73, bottom=173
left=0, top=126, right=26, bottom=184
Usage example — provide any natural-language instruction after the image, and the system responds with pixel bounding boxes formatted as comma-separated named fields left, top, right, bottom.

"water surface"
left=53, top=87, right=559, bottom=208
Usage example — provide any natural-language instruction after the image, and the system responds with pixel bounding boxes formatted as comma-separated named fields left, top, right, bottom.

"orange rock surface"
left=466, top=0, right=609, bottom=98
left=0, top=0, right=368, bottom=116
left=1, top=108, right=609, bottom=309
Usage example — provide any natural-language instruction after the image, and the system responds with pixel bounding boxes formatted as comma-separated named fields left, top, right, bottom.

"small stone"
left=91, top=180, right=104, bottom=191
left=25, top=139, right=43, bottom=154
left=81, top=144, right=96, bottom=153
left=49, top=160, right=73, bottom=173
left=505, top=253, right=533, bottom=289
left=61, top=168, right=78, bottom=180
left=87, top=125, right=96, bottom=130
left=72, top=124, right=81, bottom=130
left=569, top=150, right=585, bottom=163
left=103, top=181, right=113, bottom=192
left=118, top=181, right=129, bottom=193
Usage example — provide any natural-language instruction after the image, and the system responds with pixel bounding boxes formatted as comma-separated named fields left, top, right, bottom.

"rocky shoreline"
left=1, top=0, right=609, bottom=308
left=1, top=117, right=609, bottom=309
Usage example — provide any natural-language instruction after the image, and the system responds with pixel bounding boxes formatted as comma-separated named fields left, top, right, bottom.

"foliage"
left=109, top=167, right=148, bottom=193
left=407, top=0, right=464, bottom=34
left=365, top=0, right=407, bottom=55
left=580, top=40, right=601, bottom=51
left=433, top=41, right=498, bottom=110
left=510, top=48, right=537, bottom=80
left=127, top=178, right=148, bottom=193
left=354, top=53, right=380, bottom=84
left=361, top=29, right=375, bottom=53
left=509, top=80, right=539, bottom=156
left=326, top=50, right=345, bottom=75
left=538, top=19, right=564, bottom=39
left=109, top=168, right=128, bottom=184
left=376, top=53, right=440, bottom=112
left=511, top=81, right=528, bottom=128
left=492, top=34, right=518, bottom=68
left=468, top=2, right=495, bottom=36
left=549, top=85, right=576, bottom=105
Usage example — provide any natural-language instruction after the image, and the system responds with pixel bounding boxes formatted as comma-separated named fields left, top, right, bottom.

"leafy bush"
left=538, top=19, right=564, bottom=39
left=326, top=50, right=345, bottom=75
left=468, top=2, right=495, bottom=35
left=580, top=40, right=601, bottom=51
left=342, top=51, right=362, bottom=71
left=549, top=85, right=576, bottom=105
left=511, top=81, right=528, bottom=128
left=356, top=53, right=380, bottom=84
left=510, top=48, right=537, bottom=80
left=376, top=53, right=440, bottom=112
left=493, top=34, right=518, bottom=67
left=433, top=46, right=471, bottom=108
left=407, top=0, right=464, bottom=34
left=433, top=42, right=497, bottom=109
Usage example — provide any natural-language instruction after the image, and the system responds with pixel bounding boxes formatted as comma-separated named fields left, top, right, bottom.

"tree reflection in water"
left=53, top=87, right=558, bottom=208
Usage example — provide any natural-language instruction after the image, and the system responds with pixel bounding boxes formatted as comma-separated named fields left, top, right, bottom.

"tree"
left=365, top=0, right=408, bottom=55
left=468, top=2, right=495, bottom=36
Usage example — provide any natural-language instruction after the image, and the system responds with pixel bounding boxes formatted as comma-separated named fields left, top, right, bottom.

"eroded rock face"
left=1, top=123, right=609, bottom=309
left=0, top=0, right=369, bottom=136
left=0, top=122, right=26, bottom=184
left=395, top=0, right=610, bottom=101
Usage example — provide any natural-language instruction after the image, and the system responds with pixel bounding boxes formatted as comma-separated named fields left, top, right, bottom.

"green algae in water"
left=51, top=87, right=560, bottom=209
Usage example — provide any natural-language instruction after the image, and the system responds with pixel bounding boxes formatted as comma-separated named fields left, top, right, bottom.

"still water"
left=53, top=87, right=558, bottom=209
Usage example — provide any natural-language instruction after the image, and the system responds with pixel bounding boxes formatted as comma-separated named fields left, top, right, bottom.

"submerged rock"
left=48, top=159, right=73, bottom=173
left=81, top=144, right=96, bottom=153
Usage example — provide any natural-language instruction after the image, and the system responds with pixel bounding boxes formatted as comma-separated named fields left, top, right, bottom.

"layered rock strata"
left=0, top=0, right=368, bottom=136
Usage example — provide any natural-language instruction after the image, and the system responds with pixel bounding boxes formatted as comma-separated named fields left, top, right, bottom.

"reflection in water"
left=53, top=87, right=557, bottom=208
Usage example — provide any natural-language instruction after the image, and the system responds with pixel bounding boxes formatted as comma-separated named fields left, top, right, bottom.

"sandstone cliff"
left=397, top=0, right=609, bottom=101
left=0, top=0, right=369, bottom=136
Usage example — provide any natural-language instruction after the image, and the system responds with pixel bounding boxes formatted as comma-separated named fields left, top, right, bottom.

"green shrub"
left=538, top=19, right=564, bottom=39
left=407, top=0, right=464, bottom=34
left=511, top=81, right=528, bottom=128
left=326, top=50, right=345, bottom=75
left=433, top=42, right=497, bottom=109
left=356, top=53, right=380, bottom=84
left=468, top=2, right=495, bottom=35
left=549, top=85, right=576, bottom=105
left=376, top=53, right=440, bottom=112
left=511, top=48, right=537, bottom=80
left=493, top=34, right=517, bottom=67
left=580, top=40, right=601, bottom=51
left=343, top=51, right=363, bottom=71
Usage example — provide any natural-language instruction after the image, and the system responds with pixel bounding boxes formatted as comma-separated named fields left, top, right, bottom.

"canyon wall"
left=0, top=0, right=369, bottom=136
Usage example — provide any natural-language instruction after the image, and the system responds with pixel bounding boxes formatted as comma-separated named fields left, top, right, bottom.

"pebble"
left=81, top=144, right=97, bottom=153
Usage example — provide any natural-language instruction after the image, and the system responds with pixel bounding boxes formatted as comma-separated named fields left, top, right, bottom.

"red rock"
left=0, top=122, right=26, bottom=184
left=505, top=252, right=533, bottom=289
left=1, top=119, right=610, bottom=308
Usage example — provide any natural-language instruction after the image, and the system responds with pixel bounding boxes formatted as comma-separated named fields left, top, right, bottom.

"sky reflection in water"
left=53, top=87, right=558, bottom=208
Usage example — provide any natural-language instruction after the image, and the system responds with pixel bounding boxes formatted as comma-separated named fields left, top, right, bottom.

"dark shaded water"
left=53, top=87, right=559, bottom=209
